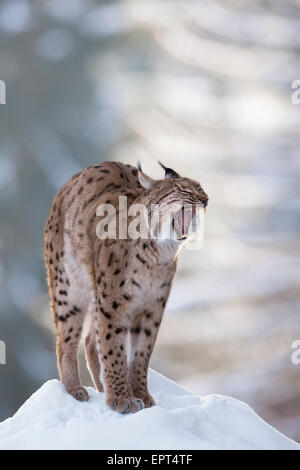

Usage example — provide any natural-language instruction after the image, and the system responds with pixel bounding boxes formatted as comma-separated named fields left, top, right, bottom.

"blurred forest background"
left=0, top=0, right=300, bottom=442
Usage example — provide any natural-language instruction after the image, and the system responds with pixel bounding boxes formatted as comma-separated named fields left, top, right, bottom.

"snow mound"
left=0, top=370, right=298, bottom=450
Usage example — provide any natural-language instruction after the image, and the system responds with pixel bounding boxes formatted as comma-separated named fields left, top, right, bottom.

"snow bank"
left=0, top=370, right=298, bottom=450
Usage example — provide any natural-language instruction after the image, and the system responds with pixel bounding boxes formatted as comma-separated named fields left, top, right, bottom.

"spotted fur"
left=44, top=161, right=208, bottom=413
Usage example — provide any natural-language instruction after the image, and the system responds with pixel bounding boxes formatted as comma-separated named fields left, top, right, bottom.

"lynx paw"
left=68, top=386, right=89, bottom=402
left=106, top=395, right=145, bottom=414
left=134, top=389, right=156, bottom=408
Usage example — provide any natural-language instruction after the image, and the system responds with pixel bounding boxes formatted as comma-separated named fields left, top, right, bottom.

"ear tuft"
left=158, top=161, right=180, bottom=179
left=158, top=161, right=167, bottom=172
left=137, top=164, right=155, bottom=190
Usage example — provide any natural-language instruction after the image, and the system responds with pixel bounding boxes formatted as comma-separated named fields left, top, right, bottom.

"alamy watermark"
left=0, top=340, right=6, bottom=365
left=0, top=80, right=6, bottom=104
left=95, top=197, right=205, bottom=251
left=291, top=80, right=300, bottom=104
left=291, top=340, right=300, bottom=365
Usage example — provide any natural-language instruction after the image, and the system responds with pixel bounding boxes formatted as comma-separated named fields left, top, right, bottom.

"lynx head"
left=137, top=162, right=208, bottom=242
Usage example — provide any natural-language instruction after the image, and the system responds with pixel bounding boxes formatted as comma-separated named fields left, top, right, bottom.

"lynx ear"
left=137, top=162, right=156, bottom=190
left=158, top=161, right=180, bottom=179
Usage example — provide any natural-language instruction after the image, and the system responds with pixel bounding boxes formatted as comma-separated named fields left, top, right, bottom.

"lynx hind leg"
left=48, top=265, right=88, bottom=402
left=85, top=318, right=103, bottom=392
left=55, top=306, right=88, bottom=401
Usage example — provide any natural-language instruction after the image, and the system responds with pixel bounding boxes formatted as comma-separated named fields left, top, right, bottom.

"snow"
left=0, top=370, right=298, bottom=450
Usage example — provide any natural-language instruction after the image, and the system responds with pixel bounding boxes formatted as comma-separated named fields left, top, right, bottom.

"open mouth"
left=172, top=206, right=197, bottom=240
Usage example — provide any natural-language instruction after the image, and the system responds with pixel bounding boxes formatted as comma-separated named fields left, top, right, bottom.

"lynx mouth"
left=173, top=206, right=197, bottom=240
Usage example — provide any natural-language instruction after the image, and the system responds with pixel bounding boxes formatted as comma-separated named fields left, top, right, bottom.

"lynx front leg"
left=95, top=307, right=144, bottom=414
left=129, top=309, right=162, bottom=408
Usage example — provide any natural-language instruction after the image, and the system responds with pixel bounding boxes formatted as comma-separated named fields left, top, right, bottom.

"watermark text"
left=0, top=80, right=6, bottom=104
left=95, top=197, right=205, bottom=250
left=291, top=80, right=300, bottom=104
left=291, top=340, right=300, bottom=365
left=0, top=340, right=6, bottom=365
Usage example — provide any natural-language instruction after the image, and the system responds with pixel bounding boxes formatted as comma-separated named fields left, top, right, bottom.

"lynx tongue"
left=179, top=206, right=196, bottom=239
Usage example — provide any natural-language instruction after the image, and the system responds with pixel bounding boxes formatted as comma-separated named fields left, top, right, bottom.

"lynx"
left=44, top=161, right=208, bottom=413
